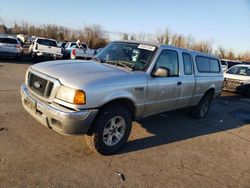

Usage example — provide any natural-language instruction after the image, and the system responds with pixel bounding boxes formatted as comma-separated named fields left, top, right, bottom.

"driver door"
left=144, top=49, right=182, bottom=116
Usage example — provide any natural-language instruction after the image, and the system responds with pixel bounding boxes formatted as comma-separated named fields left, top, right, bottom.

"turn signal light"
left=73, top=90, right=86, bottom=105
left=72, top=49, right=76, bottom=56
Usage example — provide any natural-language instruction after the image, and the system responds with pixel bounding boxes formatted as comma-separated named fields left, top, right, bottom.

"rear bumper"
left=21, top=84, right=98, bottom=135
left=0, top=51, right=22, bottom=57
left=33, top=51, right=63, bottom=59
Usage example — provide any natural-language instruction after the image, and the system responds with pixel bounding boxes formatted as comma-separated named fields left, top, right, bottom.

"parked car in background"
left=0, top=36, right=23, bottom=59
left=223, top=64, right=250, bottom=96
left=241, top=61, right=250, bottom=65
left=21, top=40, right=223, bottom=155
left=58, top=41, right=67, bottom=48
left=221, top=59, right=241, bottom=69
left=29, top=37, right=63, bottom=59
left=27, top=36, right=36, bottom=45
left=94, top=47, right=103, bottom=55
left=220, top=59, right=228, bottom=72
left=63, top=42, right=95, bottom=59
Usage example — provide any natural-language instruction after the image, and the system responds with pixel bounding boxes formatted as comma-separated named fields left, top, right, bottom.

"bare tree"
left=192, top=40, right=212, bottom=53
left=122, top=33, right=129, bottom=40
left=136, top=32, right=146, bottom=41
left=164, top=29, right=171, bottom=45
left=82, top=25, right=109, bottom=48
left=216, top=46, right=226, bottom=59
left=156, top=33, right=164, bottom=44
left=1, top=18, right=249, bottom=58
left=227, top=49, right=235, bottom=60
left=130, top=35, right=136, bottom=40
left=155, top=28, right=171, bottom=45
left=0, top=24, right=7, bottom=33
left=171, top=33, right=188, bottom=48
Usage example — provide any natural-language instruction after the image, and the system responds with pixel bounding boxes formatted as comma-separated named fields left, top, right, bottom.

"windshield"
left=95, top=42, right=157, bottom=71
left=226, top=66, right=250, bottom=76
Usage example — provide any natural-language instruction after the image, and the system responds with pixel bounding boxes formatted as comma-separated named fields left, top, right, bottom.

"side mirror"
left=153, top=67, right=169, bottom=77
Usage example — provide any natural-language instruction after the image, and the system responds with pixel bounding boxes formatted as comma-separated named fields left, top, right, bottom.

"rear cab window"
left=0, top=38, right=18, bottom=44
left=37, top=39, right=57, bottom=47
left=196, top=56, right=220, bottom=73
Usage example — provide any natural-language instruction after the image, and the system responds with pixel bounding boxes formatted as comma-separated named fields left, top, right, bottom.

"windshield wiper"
left=105, top=60, right=133, bottom=71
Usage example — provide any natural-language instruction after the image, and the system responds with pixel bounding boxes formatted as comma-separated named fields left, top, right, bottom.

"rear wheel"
left=84, top=105, right=132, bottom=155
left=246, top=87, right=250, bottom=97
left=191, top=93, right=213, bottom=119
left=31, top=53, right=37, bottom=59
left=15, top=55, right=20, bottom=60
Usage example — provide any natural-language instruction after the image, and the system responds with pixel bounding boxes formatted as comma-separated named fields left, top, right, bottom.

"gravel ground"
left=0, top=59, right=250, bottom=188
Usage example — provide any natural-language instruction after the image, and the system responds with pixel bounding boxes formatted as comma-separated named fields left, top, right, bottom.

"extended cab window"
left=155, top=50, right=179, bottom=77
left=182, top=52, right=192, bottom=75
left=210, top=59, right=220, bottom=72
left=196, top=56, right=220, bottom=73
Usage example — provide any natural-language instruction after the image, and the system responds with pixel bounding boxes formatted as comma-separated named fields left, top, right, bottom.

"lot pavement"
left=0, top=59, right=250, bottom=188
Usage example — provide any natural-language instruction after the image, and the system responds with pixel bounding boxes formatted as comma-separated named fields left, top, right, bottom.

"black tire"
left=245, top=87, right=250, bottom=97
left=84, top=104, right=132, bottom=155
left=31, top=53, right=36, bottom=59
left=15, top=55, right=20, bottom=60
left=190, top=93, right=213, bottom=119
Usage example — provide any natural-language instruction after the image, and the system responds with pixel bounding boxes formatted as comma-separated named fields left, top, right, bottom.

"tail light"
left=72, top=49, right=76, bottom=56
left=15, top=45, right=21, bottom=48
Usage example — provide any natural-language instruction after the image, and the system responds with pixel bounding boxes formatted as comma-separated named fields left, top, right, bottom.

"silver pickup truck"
left=63, top=42, right=95, bottom=59
left=21, top=40, right=223, bottom=155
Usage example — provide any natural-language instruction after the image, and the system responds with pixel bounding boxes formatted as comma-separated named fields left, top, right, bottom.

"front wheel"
left=84, top=105, right=132, bottom=155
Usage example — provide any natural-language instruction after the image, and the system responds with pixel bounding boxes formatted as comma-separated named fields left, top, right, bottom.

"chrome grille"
left=28, top=72, right=54, bottom=98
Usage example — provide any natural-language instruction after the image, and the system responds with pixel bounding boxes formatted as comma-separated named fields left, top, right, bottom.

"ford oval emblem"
left=34, top=81, right=41, bottom=88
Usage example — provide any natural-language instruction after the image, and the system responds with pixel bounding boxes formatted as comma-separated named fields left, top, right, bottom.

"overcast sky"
left=0, top=0, right=249, bottom=53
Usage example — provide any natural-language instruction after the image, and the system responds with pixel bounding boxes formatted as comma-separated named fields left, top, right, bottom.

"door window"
left=155, top=50, right=179, bottom=77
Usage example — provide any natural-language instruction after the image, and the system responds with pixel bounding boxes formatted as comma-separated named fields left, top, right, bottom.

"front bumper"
left=223, top=79, right=250, bottom=93
left=0, top=51, right=22, bottom=57
left=21, top=84, right=98, bottom=135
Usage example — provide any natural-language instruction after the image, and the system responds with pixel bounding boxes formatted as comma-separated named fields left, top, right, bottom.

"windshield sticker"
left=138, top=44, right=156, bottom=51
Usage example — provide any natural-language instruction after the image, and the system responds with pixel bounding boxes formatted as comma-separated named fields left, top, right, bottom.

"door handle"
left=135, top=87, right=144, bottom=91
left=177, top=81, right=182, bottom=86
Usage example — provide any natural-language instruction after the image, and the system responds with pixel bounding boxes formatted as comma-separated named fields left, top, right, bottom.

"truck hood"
left=31, top=60, right=147, bottom=89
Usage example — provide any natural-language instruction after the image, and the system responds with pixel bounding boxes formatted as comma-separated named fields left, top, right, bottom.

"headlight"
left=25, top=69, right=30, bottom=84
left=56, top=86, right=86, bottom=105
